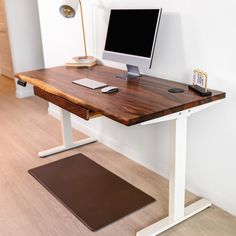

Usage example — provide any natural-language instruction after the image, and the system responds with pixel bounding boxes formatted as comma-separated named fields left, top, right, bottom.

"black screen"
left=104, top=9, right=160, bottom=58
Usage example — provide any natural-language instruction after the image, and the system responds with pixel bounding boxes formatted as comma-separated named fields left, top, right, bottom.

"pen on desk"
left=204, top=72, right=208, bottom=93
left=193, top=69, right=198, bottom=85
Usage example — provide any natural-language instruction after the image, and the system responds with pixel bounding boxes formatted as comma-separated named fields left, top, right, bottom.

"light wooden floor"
left=0, top=76, right=236, bottom=236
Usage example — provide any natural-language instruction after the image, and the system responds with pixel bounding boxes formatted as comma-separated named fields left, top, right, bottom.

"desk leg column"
left=38, top=108, right=97, bottom=158
left=61, top=108, right=73, bottom=146
left=169, top=116, right=187, bottom=220
left=137, top=116, right=211, bottom=236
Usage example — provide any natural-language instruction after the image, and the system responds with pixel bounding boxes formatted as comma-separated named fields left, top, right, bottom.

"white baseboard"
left=16, top=89, right=34, bottom=98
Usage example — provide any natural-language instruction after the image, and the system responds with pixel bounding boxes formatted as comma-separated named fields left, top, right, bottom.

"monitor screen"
left=104, top=9, right=161, bottom=58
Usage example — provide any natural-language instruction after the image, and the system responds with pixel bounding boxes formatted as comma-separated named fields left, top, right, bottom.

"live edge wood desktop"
left=16, top=65, right=225, bottom=236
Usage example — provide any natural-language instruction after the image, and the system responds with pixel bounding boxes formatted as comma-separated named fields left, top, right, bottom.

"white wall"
left=5, top=0, right=44, bottom=98
left=37, top=0, right=236, bottom=216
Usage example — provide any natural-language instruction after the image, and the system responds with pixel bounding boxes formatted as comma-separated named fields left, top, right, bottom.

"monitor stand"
left=116, top=64, right=141, bottom=80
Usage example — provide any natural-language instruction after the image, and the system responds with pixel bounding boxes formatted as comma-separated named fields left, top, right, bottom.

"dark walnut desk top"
left=16, top=65, right=225, bottom=126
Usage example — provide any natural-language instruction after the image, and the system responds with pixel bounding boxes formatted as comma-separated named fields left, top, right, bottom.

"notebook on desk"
left=73, top=78, right=107, bottom=90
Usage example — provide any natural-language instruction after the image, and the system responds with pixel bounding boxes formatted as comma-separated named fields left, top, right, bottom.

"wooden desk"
left=17, top=65, right=224, bottom=126
left=16, top=65, right=225, bottom=236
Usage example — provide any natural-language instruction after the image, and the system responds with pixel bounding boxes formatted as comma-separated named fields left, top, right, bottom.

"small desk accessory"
left=60, top=0, right=97, bottom=67
left=189, top=69, right=212, bottom=96
left=168, top=88, right=185, bottom=93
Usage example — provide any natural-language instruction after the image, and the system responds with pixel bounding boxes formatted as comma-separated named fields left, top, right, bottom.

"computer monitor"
left=103, top=9, right=162, bottom=79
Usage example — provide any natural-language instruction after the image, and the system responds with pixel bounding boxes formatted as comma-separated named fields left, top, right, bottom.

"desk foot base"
left=136, top=198, right=211, bottom=236
left=38, top=137, right=97, bottom=158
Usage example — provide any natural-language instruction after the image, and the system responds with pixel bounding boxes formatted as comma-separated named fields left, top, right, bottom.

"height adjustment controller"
left=17, top=79, right=27, bottom=87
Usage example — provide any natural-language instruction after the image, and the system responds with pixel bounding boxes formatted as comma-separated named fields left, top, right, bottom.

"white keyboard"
left=72, top=78, right=107, bottom=90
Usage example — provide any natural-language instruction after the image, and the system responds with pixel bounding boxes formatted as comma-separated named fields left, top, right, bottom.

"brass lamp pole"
left=60, top=0, right=93, bottom=61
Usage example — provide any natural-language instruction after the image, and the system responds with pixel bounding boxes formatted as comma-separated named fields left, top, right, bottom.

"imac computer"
left=103, top=9, right=162, bottom=79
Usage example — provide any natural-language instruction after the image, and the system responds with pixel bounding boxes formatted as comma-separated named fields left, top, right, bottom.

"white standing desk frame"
left=137, top=100, right=222, bottom=236
left=39, top=109, right=96, bottom=157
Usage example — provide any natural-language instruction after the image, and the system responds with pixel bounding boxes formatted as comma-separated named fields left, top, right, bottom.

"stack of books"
left=66, top=56, right=97, bottom=68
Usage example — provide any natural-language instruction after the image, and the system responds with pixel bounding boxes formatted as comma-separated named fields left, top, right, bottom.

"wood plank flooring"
left=0, top=76, right=236, bottom=236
